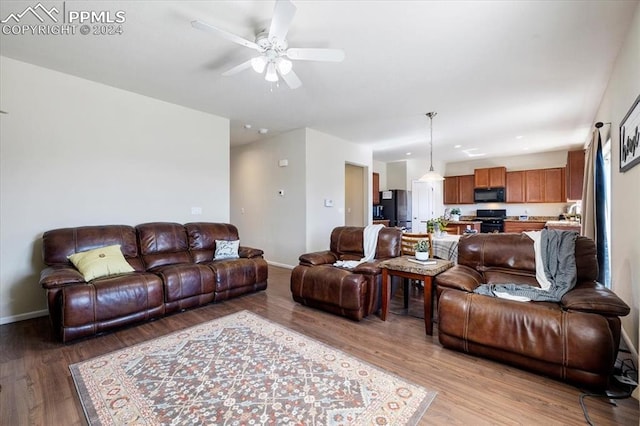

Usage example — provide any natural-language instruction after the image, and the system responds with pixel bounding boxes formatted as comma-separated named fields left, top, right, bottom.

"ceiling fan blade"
left=286, top=48, right=345, bottom=62
left=191, top=20, right=260, bottom=51
left=281, top=69, right=302, bottom=89
left=221, top=59, right=254, bottom=76
left=268, top=0, right=297, bottom=42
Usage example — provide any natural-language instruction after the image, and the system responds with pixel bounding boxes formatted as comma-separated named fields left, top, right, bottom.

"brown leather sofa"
left=435, top=233, right=630, bottom=389
left=290, top=226, right=402, bottom=320
left=40, top=222, right=268, bottom=342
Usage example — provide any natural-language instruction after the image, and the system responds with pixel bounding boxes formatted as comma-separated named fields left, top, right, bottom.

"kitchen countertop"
left=545, top=220, right=581, bottom=227
left=447, top=220, right=482, bottom=224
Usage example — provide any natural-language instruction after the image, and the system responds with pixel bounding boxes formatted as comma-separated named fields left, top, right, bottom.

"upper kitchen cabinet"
left=458, top=175, right=475, bottom=204
left=525, top=168, right=566, bottom=203
left=474, top=167, right=506, bottom=188
left=443, top=176, right=459, bottom=204
left=506, top=171, right=525, bottom=203
left=373, top=172, right=380, bottom=205
left=566, top=149, right=585, bottom=201
left=443, top=175, right=474, bottom=204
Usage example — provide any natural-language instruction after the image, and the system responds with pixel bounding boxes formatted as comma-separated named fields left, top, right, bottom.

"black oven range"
left=476, top=209, right=507, bottom=233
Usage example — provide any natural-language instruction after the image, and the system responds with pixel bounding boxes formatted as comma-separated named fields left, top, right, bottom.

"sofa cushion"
left=67, top=244, right=135, bottom=281
left=42, top=225, right=143, bottom=270
left=136, top=222, right=191, bottom=269
left=185, top=222, right=240, bottom=263
left=209, top=258, right=268, bottom=301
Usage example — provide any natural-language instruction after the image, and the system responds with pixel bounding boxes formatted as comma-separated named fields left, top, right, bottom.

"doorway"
left=345, top=164, right=366, bottom=226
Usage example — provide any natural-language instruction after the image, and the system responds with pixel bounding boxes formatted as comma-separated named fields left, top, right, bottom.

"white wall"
left=386, top=161, right=408, bottom=190
left=445, top=150, right=568, bottom=175
left=230, top=129, right=307, bottom=268
left=592, top=4, right=639, bottom=357
left=306, top=128, right=372, bottom=253
left=0, top=57, right=230, bottom=324
left=373, top=160, right=387, bottom=192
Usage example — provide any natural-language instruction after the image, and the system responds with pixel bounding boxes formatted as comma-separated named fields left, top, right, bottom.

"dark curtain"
left=594, top=132, right=609, bottom=285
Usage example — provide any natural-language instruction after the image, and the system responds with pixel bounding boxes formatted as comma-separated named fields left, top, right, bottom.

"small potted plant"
left=450, top=208, right=461, bottom=222
left=414, top=239, right=430, bottom=260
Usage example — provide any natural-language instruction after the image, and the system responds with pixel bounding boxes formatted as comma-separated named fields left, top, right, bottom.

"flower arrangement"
left=426, top=217, right=449, bottom=233
left=450, top=208, right=461, bottom=215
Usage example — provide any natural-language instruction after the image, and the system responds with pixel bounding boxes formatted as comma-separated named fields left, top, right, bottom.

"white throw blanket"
left=333, top=224, right=384, bottom=269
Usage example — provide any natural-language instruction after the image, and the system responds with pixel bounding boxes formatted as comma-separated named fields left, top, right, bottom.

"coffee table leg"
left=381, top=268, right=389, bottom=321
left=423, top=276, right=433, bottom=335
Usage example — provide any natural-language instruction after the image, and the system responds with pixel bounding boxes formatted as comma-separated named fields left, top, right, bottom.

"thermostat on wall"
left=324, top=199, right=334, bottom=207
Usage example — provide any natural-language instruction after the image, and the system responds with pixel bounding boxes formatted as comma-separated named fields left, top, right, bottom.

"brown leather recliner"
left=290, top=226, right=402, bottom=320
left=435, top=233, right=630, bottom=389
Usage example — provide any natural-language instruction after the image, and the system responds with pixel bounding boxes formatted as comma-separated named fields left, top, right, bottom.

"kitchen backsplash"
left=446, top=202, right=570, bottom=218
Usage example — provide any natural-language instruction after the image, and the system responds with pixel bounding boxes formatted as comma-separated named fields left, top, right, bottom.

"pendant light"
left=419, top=112, right=444, bottom=182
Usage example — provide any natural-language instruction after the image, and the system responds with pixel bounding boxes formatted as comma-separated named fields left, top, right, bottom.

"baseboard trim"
left=0, top=309, right=48, bottom=325
left=266, top=260, right=294, bottom=270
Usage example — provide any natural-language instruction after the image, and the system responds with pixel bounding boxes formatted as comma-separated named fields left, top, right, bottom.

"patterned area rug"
left=70, top=311, right=436, bottom=425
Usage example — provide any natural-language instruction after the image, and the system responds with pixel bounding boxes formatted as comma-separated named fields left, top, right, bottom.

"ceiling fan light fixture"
left=276, top=57, right=292, bottom=75
left=251, top=56, right=267, bottom=73
left=265, top=62, right=279, bottom=82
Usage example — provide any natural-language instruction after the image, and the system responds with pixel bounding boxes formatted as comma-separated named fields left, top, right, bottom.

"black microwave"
left=474, top=187, right=505, bottom=203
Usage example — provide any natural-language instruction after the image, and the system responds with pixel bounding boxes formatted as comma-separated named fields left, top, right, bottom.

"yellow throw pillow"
left=67, top=244, right=135, bottom=281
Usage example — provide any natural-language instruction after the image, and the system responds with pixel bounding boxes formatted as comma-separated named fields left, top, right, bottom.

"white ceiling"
left=1, top=0, right=637, bottom=164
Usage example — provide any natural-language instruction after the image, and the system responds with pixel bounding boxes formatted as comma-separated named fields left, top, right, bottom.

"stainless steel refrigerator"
left=379, top=189, right=411, bottom=229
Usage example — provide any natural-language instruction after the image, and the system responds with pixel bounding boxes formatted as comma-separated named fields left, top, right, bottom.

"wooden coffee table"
left=379, top=256, right=454, bottom=335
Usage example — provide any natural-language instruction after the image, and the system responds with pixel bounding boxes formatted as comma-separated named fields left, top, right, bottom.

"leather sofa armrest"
left=352, top=262, right=381, bottom=275
left=40, top=265, right=86, bottom=289
left=562, top=281, right=631, bottom=317
left=299, top=251, right=338, bottom=266
left=435, top=265, right=484, bottom=292
left=239, top=246, right=264, bottom=258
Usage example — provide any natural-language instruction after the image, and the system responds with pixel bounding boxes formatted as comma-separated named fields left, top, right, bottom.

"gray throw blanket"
left=474, top=229, right=578, bottom=302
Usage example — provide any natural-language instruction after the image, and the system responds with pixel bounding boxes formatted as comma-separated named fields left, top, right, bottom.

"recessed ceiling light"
left=406, top=152, right=412, bottom=156
left=516, top=135, right=523, bottom=139
left=258, top=128, right=269, bottom=134
left=454, top=145, right=462, bottom=149
left=243, top=124, right=252, bottom=129
left=523, top=147, right=530, bottom=150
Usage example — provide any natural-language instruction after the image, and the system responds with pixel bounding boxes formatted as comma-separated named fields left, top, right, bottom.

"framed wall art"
left=620, top=93, right=640, bottom=172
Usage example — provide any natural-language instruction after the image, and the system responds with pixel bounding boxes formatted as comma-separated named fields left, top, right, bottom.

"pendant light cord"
left=427, top=112, right=437, bottom=172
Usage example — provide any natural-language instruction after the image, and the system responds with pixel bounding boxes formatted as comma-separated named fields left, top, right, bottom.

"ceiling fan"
left=192, top=0, right=345, bottom=89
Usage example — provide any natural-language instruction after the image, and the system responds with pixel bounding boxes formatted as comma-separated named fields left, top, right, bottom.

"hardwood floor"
left=1, top=266, right=638, bottom=425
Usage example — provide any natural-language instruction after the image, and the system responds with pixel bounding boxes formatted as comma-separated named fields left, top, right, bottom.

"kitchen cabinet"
left=372, top=172, right=380, bottom=205
left=458, top=175, right=475, bottom=204
left=566, top=149, right=585, bottom=201
left=474, top=167, right=506, bottom=188
left=504, top=221, right=546, bottom=233
left=543, top=168, right=565, bottom=202
left=506, top=171, right=525, bottom=203
left=524, top=170, right=545, bottom=202
left=443, top=175, right=474, bottom=204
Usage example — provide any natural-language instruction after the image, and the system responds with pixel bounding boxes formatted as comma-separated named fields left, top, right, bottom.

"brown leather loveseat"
left=40, top=222, right=268, bottom=342
left=290, top=226, right=402, bottom=320
left=435, top=233, right=630, bottom=389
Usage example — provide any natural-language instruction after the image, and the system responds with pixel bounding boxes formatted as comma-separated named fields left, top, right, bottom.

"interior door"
left=411, top=180, right=434, bottom=232
left=345, top=164, right=365, bottom=226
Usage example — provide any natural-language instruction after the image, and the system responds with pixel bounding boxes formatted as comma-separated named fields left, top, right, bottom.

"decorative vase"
left=415, top=251, right=429, bottom=261
left=451, top=214, right=460, bottom=221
